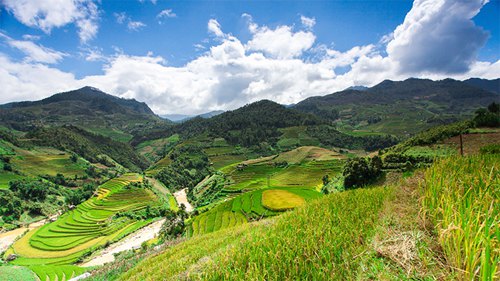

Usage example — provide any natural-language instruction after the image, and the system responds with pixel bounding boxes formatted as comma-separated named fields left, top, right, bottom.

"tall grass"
left=421, top=155, right=499, bottom=280
left=121, top=186, right=390, bottom=280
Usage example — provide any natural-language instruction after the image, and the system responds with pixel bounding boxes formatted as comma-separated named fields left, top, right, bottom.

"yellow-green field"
left=4, top=173, right=160, bottom=281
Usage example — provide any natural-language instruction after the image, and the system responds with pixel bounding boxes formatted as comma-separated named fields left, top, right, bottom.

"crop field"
left=10, top=146, right=87, bottom=178
left=28, top=265, right=86, bottom=281
left=403, top=145, right=456, bottom=158
left=188, top=188, right=322, bottom=236
left=0, top=171, right=24, bottom=189
left=225, top=158, right=344, bottom=192
left=136, top=134, right=180, bottom=162
left=5, top=173, right=159, bottom=279
left=0, top=266, right=37, bottom=281
left=422, top=155, right=499, bottom=280
left=261, top=190, right=305, bottom=211
left=444, top=132, right=500, bottom=155
left=121, top=185, right=390, bottom=280
left=277, top=126, right=320, bottom=149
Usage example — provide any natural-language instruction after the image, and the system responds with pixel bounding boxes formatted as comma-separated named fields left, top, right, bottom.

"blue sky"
left=0, top=0, right=499, bottom=114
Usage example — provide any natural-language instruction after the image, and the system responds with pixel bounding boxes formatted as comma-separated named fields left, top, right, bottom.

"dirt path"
left=0, top=216, right=58, bottom=253
left=80, top=219, right=165, bottom=267
left=173, top=188, right=193, bottom=212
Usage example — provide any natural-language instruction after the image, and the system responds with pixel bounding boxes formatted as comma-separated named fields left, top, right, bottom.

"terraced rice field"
left=5, top=173, right=159, bottom=280
left=28, top=265, right=85, bottom=281
left=225, top=159, right=344, bottom=192
left=188, top=188, right=322, bottom=236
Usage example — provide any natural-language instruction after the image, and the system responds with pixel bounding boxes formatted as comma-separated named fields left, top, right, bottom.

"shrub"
left=343, top=156, right=383, bottom=189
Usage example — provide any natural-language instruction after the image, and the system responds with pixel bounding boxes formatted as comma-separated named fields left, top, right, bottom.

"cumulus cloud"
left=387, top=0, right=490, bottom=74
left=0, top=32, right=67, bottom=64
left=246, top=20, right=316, bottom=59
left=208, top=19, right=225, bottom=38
left=2, top=0, right=99, bottom=43
left=128, top=21, right=146, bottom=31
left=0, top=2, right=498, bottom=114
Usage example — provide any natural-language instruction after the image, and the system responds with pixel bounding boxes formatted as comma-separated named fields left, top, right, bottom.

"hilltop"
left=0, top=87, right=164, bottom=141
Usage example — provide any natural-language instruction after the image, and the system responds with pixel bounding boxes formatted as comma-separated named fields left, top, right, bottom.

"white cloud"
left=3, top=0, right=99, bottom=43
left=114, top=12, right=127, bottom=24
left=114, top=12, right=146, bottom=31
left=208, top=19, right=225, bottom=38
left=0, top=4, right=499, bottom=115
left=22, top=34, right=41, bottom=41
left=128, top=21, right=146, bottom=31
left=246, top=24, right=316, bottom=59
left=386, top=0, right=490, bottom=74
left=300, top=15, right=316, bottom=29
left=0, top=32, right=67, bottom=64
left=157, top=9, right=176, bottom=22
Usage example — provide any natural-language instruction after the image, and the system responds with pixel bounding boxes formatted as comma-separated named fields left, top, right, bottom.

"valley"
left=0, top=78, right=498, bottom=281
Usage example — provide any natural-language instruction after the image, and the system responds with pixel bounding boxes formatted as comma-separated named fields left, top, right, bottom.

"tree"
left=343, top=157, right=383, bottom=189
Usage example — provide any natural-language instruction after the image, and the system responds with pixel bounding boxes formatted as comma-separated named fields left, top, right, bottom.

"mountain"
left=0, top=86, right=164, bottom=141
left=161, top=110, right=225, bottom=123
left=463, top=78, right=500, bottom=94
left=132, top=100, right=327, bottom=147
left=345, top=85, right=369, bottom=91
left=294, top=78, right=499, bottom=136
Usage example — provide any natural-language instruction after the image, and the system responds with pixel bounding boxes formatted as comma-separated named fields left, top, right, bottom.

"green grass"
left=0, top=171, right=24, bottom=189
left=28, top=265, right=86, bottom=281
left=421, top=155, right=499, bottom=280
left=0, top=266, right=37, bottom=281
left=403, top=145, right=456, bottom=158
left=120, top=185, right=390, bottom=280
left=6, top=173, right=159, bottom=270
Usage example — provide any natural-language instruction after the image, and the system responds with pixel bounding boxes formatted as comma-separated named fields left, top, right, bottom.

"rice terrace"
left=0, top=0, right=499, bottom=280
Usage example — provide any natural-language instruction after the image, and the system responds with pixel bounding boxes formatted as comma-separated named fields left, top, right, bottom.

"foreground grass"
left=121, top=186, right=390, bottom=280
left=421, top=155, right=499, bottom=280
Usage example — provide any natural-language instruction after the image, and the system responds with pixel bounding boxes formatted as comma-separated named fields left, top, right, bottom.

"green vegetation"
left=28, top=265, right=86, bottom=281
left=421, top=155, right=499, bottom=280
left=473, top=102, right=499, bottom=127
left=342, top=156, right=382, bottom=188
left=5, top=174, right=160, bottom=273
left=188, top=188, right=321, bottom=236
left=120, top=185, right=390, bottom=280
left=26, top=125, right=149, bottom=171
left=0, top=266, right=37, bottom=281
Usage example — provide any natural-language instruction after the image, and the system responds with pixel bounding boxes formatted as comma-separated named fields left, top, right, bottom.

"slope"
left=294, top=78, right=499, bottom=136
left=0, top=86, right=165, bottom=141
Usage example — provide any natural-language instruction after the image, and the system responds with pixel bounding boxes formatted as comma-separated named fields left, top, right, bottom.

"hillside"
left=294, top=78, right=499, bottom=136
left=0, top=87, right=165, bottom=141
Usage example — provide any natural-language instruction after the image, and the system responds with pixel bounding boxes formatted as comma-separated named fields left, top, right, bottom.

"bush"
left=343, top=156, right=383, bottom=189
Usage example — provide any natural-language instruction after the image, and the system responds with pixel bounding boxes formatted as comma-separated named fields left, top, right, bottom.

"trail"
left=0, top=214, right=58, bottom=252
left=173, top=188, right=193, bottom=212
left=80, top=219, right=165, bottom=267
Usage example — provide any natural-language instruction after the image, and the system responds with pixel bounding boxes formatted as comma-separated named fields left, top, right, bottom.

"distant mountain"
left=463, top=78, right=500, bottom=94
left=345, top=85, right=369, bottom=91
left=0, top=86, right=164, bottom=140
left=161, top=114, right=192, bottom=122
left=161, top=110, right=225, bottom=122
left=294, top=78, right=499, bottom=136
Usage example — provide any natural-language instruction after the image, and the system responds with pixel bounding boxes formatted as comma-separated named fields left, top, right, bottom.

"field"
left=224, top=158, right=344, bottom=192
left=276, top=126, right=320, bottom=149
left=136, top=134, right=180, bottom=163
left=28, top=265, right=86, bottom=281
left=444, top=132, right=500, bottom=155
left=0, top=266, right=37, bottom=281
left=421, top=155, right=499, bottom=280
left=120, top=185, right=390, bottom=280
left=4, top=173, right=160, bottom=280
left=0, top=171, right=24, bottom=189
left=10, top=146, right=87, bottom=178
left=188, top=188, right=322, bottom=236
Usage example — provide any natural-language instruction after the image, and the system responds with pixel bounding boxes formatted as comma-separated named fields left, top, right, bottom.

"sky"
left=0, top=0, right=499, bottom=115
